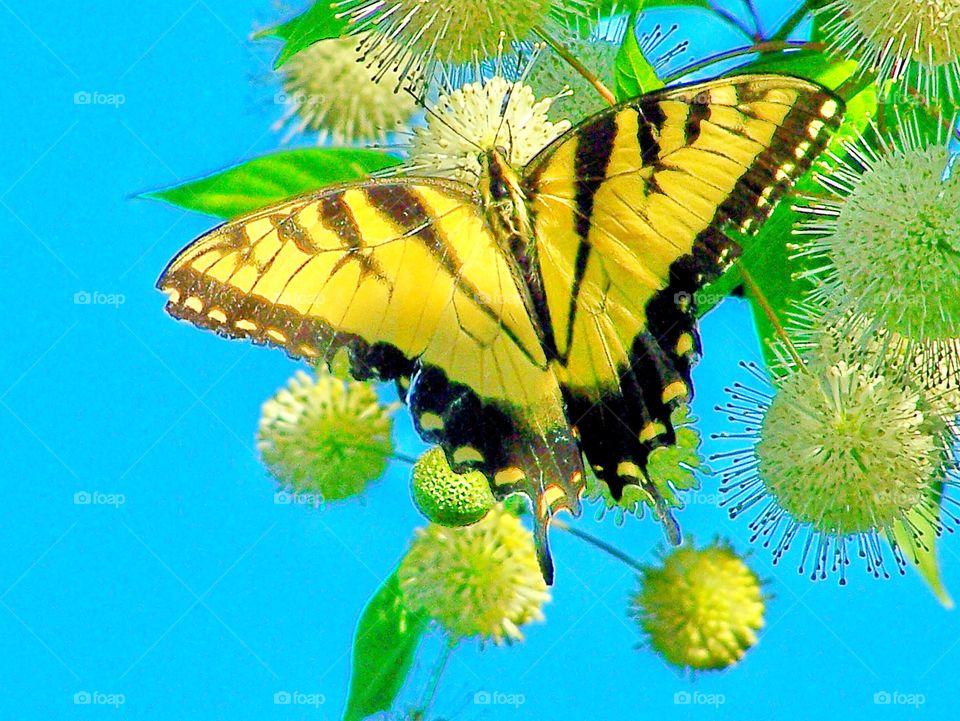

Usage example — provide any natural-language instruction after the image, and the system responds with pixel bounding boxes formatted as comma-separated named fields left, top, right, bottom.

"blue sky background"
left=2, top=1, right=959, bottom=719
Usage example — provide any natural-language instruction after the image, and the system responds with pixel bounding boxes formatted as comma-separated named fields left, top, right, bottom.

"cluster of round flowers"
left=249, top=0, right=960, bottom=685
left=715, top=115, right=960, bottom=584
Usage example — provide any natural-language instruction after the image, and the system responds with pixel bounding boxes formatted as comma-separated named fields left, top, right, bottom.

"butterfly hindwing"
left=523, top=74, right=842, bottom=508
left=158, top=179, right=584, bottom=580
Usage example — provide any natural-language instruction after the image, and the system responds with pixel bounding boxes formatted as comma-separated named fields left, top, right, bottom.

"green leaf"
left=144, top=148, right=402, bottom=219
left=737, top=203, right=812, bottom=370
left=255, top=1, right=349, bottom=69
left=893, top=487, right=954, bottom=609
left=343, top=572, right=429, bottom=721
left=615, top=12, right=664, bottom=100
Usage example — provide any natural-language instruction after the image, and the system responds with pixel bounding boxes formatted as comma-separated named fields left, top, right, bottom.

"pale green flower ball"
left=257, top=367, right=396, bottom=503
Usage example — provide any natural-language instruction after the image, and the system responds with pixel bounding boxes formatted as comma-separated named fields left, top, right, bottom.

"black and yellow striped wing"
left=523, top=74, right=842, bottom=512
left=158, top=178, right=583, bottom=580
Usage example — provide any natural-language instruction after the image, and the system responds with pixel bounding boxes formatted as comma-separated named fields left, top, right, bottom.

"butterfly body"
left=158, top=75, right=843, bottom=582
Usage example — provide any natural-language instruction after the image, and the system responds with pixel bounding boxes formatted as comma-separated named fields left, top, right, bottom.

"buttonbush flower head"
left=404, top=74, right=570, bottom=185
left=411, top=446, right=495, bottom=526
left=585, top=405, right=705, bottom=524
left=528, top=22, right=687, bottom=121
left=630, top=540, right=766, bottom=672
left=398, top=505, right=549, bottom=643
left=819, top=0, right=960, bottom=101
left=272, top=34, right=418, bottom=144
left=337, top=0, right=590, bottom=88
left=715, top=347, right=955, bottom=583
left=526, top=30, right=618, bottom=122
left=796, top=117, right=960, bottom=346
left=257, top=366, right=397, bottom=502
left=781, top=302, right=960, bottom=429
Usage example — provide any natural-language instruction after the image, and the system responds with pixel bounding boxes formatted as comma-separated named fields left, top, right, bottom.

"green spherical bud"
left=631, top=541, right=766, bottom=671
left=411, top=447, right=495, bottom=526
left=257, top=367, right=396, bottom=503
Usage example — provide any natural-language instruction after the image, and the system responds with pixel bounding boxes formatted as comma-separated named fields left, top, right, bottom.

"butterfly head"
left=478, top=146, right=518, bottom=197
left=478, top=146, right=532, bottom=242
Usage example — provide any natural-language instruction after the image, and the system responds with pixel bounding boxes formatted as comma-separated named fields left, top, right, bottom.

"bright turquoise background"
left=2, top=1, right=959, bottom=719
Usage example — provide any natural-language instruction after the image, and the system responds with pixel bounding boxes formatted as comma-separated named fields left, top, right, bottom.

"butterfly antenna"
left=490, top=34, right=523, bottom=149
left=494, top=81, right=519, bottom=153
left=492, top=40, right=547, bottom=157
left=504, top=120, right=515, bottom=160
left=515, top=41, right=545, bottom=85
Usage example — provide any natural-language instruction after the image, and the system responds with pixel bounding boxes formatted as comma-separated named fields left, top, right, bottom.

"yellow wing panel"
left=159, top=180, right=551, bottom=409
left=521, top=74, right=841, bottom=521
left=158, top=179, right=586, bottom=582
left=525, top=74, right=843, bottom=398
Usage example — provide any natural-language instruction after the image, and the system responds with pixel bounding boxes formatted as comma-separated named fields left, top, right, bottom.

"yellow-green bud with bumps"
left=411, top=447, right=495, bottom=526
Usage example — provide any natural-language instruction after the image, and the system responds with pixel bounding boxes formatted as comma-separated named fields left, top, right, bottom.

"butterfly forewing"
left=522, top=74, right=843, bottom=505
left=158, top=178, right=583, bottom=582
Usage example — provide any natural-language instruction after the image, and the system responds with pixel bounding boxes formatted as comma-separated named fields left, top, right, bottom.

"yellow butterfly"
left=158, top=74, right=842, bottom=582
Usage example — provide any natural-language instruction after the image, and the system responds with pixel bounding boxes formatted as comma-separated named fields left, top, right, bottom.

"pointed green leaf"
left=615, top=13, right=664, bottom=101
left=144, top=148, right=402, bottom=219
left=893, top=489, right=954, bottom=609
left=343, top=571, right=429, bottom=721
left=255, top=1, right=349, bottom=69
